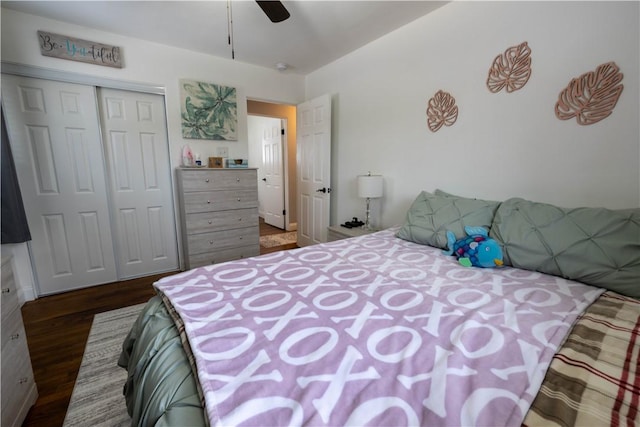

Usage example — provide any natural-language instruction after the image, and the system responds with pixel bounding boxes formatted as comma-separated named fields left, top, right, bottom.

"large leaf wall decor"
left=555, top=62, right=624, bottom=125
left=487, top=41, right=532, bottom=93
left=427, top=90, right=458, bottom=132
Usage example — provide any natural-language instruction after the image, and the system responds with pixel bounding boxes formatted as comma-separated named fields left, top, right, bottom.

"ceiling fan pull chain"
left=227, top=0, right=235, bottom=59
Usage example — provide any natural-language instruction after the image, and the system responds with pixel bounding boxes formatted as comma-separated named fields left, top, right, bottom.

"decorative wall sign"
left=37, top=31, right=122, bottom=68
left=180, top=79, right=238, bottom=140
left=427, top=90, right=458, bottom=132
left=555, top=62, right=624, bottom=125
left=486, top=41, right=532, bottom=93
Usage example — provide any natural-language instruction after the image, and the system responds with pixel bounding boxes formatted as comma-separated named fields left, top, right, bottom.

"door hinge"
left=283, top=209, right=286, bottom=215
left=281, top=128, right=285, bottom=135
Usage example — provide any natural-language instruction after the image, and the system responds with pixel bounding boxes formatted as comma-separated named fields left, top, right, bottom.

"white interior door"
left=261, top=118, right=285, bottom=229
left=297, top=94, right=331, bottom=246
left=98, top=88, right=178, bottom=278
left=1, top=74, right=118, bottom=295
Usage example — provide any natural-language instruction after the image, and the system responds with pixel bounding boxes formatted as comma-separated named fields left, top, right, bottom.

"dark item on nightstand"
left=342, top=217, right=364, bottom=228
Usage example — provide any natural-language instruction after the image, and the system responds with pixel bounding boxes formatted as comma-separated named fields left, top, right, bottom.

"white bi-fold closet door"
left=2, top=74, right=178, bottom=295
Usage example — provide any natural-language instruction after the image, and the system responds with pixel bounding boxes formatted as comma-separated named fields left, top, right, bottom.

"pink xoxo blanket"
left=155, top=228, right=603, bottom=426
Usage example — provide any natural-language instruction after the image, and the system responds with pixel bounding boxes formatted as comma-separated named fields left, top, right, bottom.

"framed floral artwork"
left=180, top=79, right=237, bottom=140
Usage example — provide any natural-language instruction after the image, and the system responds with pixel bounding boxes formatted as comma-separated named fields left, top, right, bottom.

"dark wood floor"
left=20, top=219, right=296, bottom=427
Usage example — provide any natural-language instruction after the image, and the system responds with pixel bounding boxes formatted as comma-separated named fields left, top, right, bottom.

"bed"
left=119, top=191, right=639, bottom=426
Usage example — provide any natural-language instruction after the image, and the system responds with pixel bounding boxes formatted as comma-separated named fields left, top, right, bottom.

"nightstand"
left=327, top=225, right=377, bottom=242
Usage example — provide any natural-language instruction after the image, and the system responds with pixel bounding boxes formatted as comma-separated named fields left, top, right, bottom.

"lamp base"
left=364, top=197, right=374, bottom=230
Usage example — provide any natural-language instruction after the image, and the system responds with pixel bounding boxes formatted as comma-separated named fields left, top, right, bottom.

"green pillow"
left=489, top=198, right=640, bottom=298
left=396, top=190, right=500, bottom=249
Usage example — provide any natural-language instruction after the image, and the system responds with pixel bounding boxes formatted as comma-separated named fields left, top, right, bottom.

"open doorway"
left=246, top=100, right=297, bottom=232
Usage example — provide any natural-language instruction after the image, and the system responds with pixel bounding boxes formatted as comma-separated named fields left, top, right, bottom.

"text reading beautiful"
left=38, top=31, right=122, bottom=68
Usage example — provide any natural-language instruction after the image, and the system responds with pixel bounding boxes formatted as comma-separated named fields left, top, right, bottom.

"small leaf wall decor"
left=487, top=41, right=532, bottom=93
left=427, top=90, right=458, bottom=132
left=555, top=62, right=624, bottom=125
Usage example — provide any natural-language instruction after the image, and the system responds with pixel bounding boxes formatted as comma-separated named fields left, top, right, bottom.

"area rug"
left=62, top=303, right=145, bottom=427
left=259, top=231, right=297, bottom=248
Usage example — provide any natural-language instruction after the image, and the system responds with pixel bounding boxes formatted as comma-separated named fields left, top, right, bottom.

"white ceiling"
left=2, top=1, right=447, bottom=74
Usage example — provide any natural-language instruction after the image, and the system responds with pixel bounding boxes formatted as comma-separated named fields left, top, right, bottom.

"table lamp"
left=357, top=172, right=383, bottom=230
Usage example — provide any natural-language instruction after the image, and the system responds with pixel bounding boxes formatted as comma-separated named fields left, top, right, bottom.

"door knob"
left=262, top=178, right=267, bottom=181
left=316, top=187, right=331, bottom=193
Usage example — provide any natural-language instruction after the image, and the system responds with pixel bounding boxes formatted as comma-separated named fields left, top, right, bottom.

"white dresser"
left=1, top=256, right=38, bottom=427
left=176, top=168, right=260, bottom=269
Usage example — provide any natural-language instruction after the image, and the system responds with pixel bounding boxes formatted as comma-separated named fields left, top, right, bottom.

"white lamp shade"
left=357, top=174, right=383, bottom=198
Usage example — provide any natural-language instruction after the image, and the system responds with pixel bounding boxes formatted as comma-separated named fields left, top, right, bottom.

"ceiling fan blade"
left=256, top=1, right=290, bottom=23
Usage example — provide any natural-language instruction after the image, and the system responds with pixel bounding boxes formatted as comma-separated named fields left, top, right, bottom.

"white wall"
left=1, top=8, right=305, bottom=299
left=306, top=1, right=640, bottom=227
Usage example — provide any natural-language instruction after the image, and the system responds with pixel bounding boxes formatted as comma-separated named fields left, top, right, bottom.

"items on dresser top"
left=1, top=256, right=38, bottom=427
left=176, top=168, right=260, bottom=270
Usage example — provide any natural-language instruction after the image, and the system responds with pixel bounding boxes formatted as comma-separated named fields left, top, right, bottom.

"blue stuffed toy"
left=443, top=226, right=504, bottom=268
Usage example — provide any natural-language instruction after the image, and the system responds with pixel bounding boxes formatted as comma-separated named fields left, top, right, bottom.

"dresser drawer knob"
left=207, top=200, right=211, bottom=204
left=238, top=218, right=242, bottom=221
left=1, top=288, right=9, bottom=294
left=236, top=178, right=240, bottom=182
left=19, top=377, right=28, bottom=384
left=239, top=236, right=243, bottom=240
left=209, top=240, right=214, bottom=245
left=208, top=220, right=212, bottom=224
left=205, top=179, right=210, bottom=183
left=237, top=198, right=241, bottom=202
left=10, top=333, right=20, bottom=340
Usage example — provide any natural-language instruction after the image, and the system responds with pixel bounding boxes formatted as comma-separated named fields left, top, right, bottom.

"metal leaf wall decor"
left=486, top=41, right=532, bottom=93
left=427, top=90, right=458, bottom=132
left=555, top=62, right=624, bottom=125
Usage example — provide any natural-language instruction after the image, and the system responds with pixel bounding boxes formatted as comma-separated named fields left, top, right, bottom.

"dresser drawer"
left=187, top=227, right=259, bottom=255
left=1, top=260, right=18, bottom=324
left=1, top=306, right=25, bottom=352
left=182, top=190, right=258, bottom=214
left=180, top=169, right=257, bottom=191
left=185, top=208, right=258, bottom=234
left=1, top=330, right=36, bottom=427
left=188, top=245, right=261, bottom=268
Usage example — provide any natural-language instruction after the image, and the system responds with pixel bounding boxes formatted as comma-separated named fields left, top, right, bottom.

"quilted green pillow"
left=489, top=198, right=640, bottom=298
left=396, top=190, right=500, bottom=249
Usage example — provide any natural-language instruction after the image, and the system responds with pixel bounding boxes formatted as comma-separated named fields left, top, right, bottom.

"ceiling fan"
left=226, top=1, right=290, bottom=60
left=255, top=1, right=290, bottom=23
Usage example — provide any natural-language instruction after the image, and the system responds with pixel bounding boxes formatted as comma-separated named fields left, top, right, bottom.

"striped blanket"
left=524, top=291, right=640, bottom=427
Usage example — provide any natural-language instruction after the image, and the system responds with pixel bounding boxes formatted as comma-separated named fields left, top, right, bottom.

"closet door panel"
left=99, top=88, right=178, bottom=278
left=1, top=74, right=118, bottom=295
